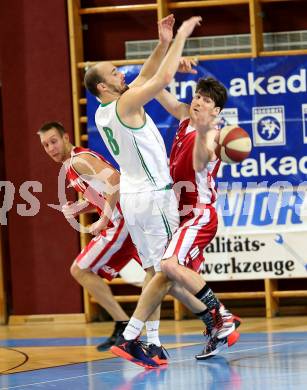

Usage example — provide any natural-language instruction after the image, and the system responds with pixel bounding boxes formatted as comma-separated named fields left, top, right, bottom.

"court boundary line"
left=0, top=348, right=29, bottom=374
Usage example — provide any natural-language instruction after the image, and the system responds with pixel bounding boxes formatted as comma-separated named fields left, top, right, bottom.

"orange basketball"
left=215, top=125, right=252, bottom=164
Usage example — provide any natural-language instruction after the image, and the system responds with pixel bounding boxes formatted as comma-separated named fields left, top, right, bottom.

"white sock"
left=123, top=317, right=144, bottom=341
left=146, top=320, right=161, bottom=346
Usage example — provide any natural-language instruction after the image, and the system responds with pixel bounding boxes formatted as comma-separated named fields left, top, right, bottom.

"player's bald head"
left=84, top=61, right=111, bottom=97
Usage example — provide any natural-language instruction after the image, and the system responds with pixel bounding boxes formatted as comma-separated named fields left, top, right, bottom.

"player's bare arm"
left=62, top=199, right=94, bottom=219
left=130, top=14, right=175, bottom=88
left=192, top=106, right=219, bottom=170
left=117, top=17, right=202, bottom=126
left=156, top=88, right=190, bottom=121
left=71, top=153, right=120, bottom=233
left=155, top=57, right=198, bottom=120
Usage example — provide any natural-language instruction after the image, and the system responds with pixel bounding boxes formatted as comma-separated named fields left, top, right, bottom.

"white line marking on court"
left=163, top=340, right=297, bottom=364
left=0, top=340, right=301, bottom=389
left=225, top=340, right=296, bottom=354
left=0, top=366, right=141, bottom=390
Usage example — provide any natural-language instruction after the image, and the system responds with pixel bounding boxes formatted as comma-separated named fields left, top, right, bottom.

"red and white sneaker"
left=210, top=305, right=242, bottom=340
left=195, top=330, right=240, bottom=360
left=219, top=305, right=242, bottom=330
left=196, top=306, right=241, bottom=360
left=210, top=308, right=234, bottom=339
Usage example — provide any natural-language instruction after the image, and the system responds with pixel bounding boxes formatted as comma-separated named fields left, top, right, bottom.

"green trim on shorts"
left=156, top=183, right=172, bottom=191
left=160, top=208, right=172, bottom=242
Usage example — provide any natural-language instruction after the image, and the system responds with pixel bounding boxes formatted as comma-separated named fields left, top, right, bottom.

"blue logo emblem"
left=219, top=116, right=229, bottom=127
left=257, top=116, right=281, bottom=141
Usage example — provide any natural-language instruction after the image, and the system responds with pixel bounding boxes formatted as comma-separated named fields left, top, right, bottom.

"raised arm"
left=155, top=57, right=198, bottom=120
left=155, top=88, right=190, bottom=121
left=192, top=111, right=219, bottom=172
left=118, top=16, right=202, bottom=118
left=130, top=14, right=175, bottom=88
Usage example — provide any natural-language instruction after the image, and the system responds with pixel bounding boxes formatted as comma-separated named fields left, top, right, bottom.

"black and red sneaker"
left=145, top=344, right=169, bottom=365
left=96, top=321, right=128, bottom=351
left=110, top=335, right=159, bottom=369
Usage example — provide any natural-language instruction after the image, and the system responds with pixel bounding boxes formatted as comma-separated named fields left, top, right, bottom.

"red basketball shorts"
left=163, top=206, right=218, bottom=273
left=75, top=217, right=141, bottom=280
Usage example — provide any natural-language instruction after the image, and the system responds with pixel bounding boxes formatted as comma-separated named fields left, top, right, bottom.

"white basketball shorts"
left=120, top=188, right=179, bottom=271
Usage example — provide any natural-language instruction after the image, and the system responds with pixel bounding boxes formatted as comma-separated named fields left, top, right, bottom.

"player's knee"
left=145, top=266, right=155, bottom=278
left=70, top=262, right=84, bottom=282
left=155, top=271, right=172, bottom=287
left=160, top=256, right=179, bottom=279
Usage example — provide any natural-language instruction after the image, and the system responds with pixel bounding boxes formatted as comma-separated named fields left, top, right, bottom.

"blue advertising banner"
left=86, top=55, right=307, bottom=280
left=87, top=55, right=307, bottom=187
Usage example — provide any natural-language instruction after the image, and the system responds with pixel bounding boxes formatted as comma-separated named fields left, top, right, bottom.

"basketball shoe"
left=145, top=344, right=169, bottom=365
left=211, top=305, right=242, bottom=339
left=96, top=321, right=128, bottom=351
left=195, top=330, right=240, bottom=360
left=110, top=335, right=159, bottom=369
left=196, top=306, right=242, bottom=360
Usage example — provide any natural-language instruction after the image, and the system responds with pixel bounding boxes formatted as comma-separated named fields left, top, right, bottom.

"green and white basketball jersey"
left=95, top=100, right=172, bottom=193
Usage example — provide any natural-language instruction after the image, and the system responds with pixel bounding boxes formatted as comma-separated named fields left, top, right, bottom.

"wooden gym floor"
left=1, top=317, right=307, bottom=389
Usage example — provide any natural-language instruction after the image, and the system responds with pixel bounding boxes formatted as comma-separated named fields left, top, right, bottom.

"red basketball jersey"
left=65, top=146, right=122, bottom=220
left=169, top=118, right=221, bottom=219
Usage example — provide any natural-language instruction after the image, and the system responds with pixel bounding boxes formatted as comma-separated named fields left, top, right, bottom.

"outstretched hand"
left=62, top=201, right=85, bottom=219
left=88, top=217, right=108, bottom=236
left=178, top=57, right=198, bottom=74
left=158, top=14, right=175, bottom=44
left=177, top=16, right=202, bottom=39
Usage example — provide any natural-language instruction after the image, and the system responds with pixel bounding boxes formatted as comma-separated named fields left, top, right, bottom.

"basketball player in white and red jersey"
left=162, top=77, right=223, bottom=273
left=38, top=121, right=143, bottom=351
left=157, top=76, right=241, bottom=358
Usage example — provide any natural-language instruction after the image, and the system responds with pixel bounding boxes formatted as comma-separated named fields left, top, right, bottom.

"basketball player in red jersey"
left=157, top=76, right=241, bottom=358
left=38, top=121, right=143, bottom=351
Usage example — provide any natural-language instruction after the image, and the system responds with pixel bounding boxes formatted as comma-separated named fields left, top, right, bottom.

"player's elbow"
left=155, top=72, right=173, bottom=89
left=193, top=161, right=204, bottom=172
left=163, top=72, right=173, bottom=86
